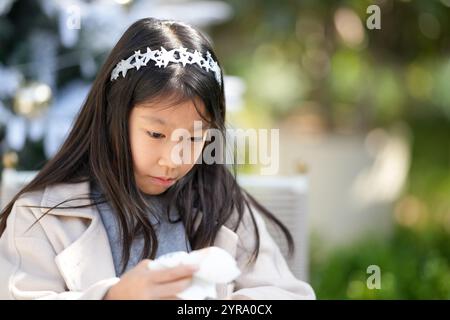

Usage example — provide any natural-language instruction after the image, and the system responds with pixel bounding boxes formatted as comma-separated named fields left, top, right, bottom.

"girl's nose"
left=158, top=154, right=179, bottom=170
left=158, top=141, right=183, bottom=169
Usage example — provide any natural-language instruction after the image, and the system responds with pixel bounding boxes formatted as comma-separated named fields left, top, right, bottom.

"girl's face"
left=129, top=96, right=209, bottom=195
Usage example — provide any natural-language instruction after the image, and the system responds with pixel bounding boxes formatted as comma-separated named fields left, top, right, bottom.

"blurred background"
left=0, top=0, right=449, bottom=299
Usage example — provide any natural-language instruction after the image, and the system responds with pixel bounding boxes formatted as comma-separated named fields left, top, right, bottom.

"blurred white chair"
left=237, top=174, right=310, bottom=281
left=0, top=169, right=38, bottom=210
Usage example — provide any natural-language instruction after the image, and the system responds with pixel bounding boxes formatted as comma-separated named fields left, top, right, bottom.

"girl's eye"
left=190, top=136, right=203, bottom=142
left=147, top=131, right=166, bottom=139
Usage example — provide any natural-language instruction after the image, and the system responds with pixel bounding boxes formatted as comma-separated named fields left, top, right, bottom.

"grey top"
left=91, top=183, right=192, bottom=277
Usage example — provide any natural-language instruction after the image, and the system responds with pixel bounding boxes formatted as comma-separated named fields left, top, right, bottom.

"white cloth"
left=148, top=246, right=241, bottom=300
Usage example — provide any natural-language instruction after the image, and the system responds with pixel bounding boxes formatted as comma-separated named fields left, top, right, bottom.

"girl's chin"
left=139, top=186, right=167, bottom=196
left=139, top=185, right=169, bottom=196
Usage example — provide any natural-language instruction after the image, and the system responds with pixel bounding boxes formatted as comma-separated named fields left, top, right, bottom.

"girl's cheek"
left=139, top=145, right=158, bottom=166
left=181, top=162, right=196, bottom=176
left=131, top=138, right=156, bottom=168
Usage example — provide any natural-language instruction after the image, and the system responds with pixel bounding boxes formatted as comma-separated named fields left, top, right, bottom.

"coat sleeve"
left=230, top=204, right=316, bottom=300
left=0, top=196, right=120, bottom=300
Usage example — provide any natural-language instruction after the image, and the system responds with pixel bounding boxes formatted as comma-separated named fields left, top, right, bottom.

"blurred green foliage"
left=311, top=223, right=450, bottom=299
left=212, top=0, right=450, bottom=299
left=214, top=0, right=450, bottom=128
left=310, top=114, right=450, bottom=299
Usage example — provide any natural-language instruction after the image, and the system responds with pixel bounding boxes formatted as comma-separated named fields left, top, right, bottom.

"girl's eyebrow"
left=140, top=115, right=167, bottom=125
left=140, top=115, right=211, bottom=130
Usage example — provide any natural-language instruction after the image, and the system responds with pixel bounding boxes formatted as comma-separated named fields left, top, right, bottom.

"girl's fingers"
left=153, top=277, right=193, bottom=298
left=150, top=264, right=198, bottom=284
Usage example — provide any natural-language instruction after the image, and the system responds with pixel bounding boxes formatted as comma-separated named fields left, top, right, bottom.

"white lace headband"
left=110, top=46, right=222, bottom=86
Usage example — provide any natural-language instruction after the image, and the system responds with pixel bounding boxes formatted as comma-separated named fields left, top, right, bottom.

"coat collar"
left=40, top=181, right=117, bottom=291
left=39, top=181, right=238, bottom=297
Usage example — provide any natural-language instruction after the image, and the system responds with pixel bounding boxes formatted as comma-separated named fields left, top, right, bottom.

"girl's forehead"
left=133, top=97, right=210, bottom=129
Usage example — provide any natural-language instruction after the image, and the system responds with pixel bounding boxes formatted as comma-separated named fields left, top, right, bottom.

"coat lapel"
left=212, top=225, right=239, bottom=298
left=40, top=181, right=117, bottom=291
left=40, top=181, right=239, bottom=298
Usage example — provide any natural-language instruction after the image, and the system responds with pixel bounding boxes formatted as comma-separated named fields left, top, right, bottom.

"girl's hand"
left=103, top=259, right=198, bottom=300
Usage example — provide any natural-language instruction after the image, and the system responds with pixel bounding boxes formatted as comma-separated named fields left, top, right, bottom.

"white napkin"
left=147, top=246, right=241, bottom=300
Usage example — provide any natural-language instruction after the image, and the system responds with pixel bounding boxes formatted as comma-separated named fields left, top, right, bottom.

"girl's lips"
left=149, top=176, right=176, bottom=187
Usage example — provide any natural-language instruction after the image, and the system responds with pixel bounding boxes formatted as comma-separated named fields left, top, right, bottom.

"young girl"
left=0, top=18, right=315, bottom=300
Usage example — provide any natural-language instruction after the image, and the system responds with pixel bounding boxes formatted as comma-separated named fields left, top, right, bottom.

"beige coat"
left=0, top=181, right=315, bottom=300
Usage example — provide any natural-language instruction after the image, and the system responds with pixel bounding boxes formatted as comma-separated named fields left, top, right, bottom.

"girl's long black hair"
left=0, top=18, right=294, bottom=275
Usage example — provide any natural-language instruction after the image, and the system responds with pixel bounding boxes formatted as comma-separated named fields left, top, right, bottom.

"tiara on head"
left=110, top=46, right=222, bottom=86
